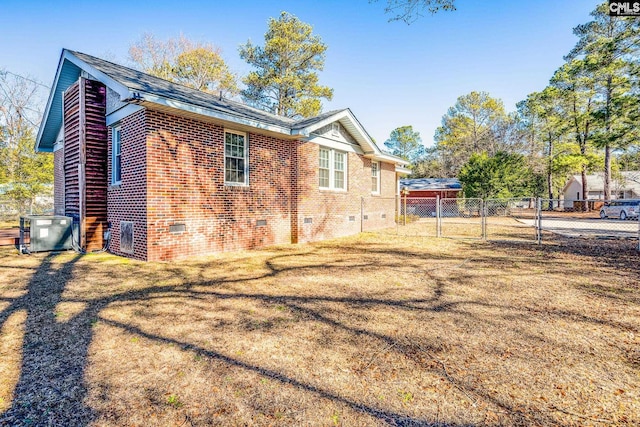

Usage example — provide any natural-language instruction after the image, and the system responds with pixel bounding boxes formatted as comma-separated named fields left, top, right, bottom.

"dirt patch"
left=0, top=234, right=638, bottom=426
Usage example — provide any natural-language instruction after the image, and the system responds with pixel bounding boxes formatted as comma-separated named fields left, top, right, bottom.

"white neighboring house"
left=562, top=171, right=640, bottom=206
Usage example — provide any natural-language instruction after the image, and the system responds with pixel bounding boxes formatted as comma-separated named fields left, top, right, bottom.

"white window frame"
left=371, top=161, right=380, bottom=194
left=112, top=126, right=122, bottom=185
left=224, top=129, right=249, bottom=186
left=319, top=146, right=347, bottom=191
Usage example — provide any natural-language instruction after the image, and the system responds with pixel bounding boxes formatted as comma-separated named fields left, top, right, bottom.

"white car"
left=599, top=200, right=640, bottom=220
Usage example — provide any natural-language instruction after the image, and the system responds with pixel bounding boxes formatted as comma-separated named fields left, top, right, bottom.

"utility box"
left=20, top=216, right=73, bottom=253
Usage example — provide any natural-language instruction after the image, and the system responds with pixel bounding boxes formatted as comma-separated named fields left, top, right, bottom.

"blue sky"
left=1, top=0, right=596, bottom=147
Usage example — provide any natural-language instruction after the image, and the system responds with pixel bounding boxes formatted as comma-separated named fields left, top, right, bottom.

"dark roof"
left=69, top=50, right=296, bottom=129
left=400, top=178, right=462, bottom=191
left=37, top=49, right=404, bottom=168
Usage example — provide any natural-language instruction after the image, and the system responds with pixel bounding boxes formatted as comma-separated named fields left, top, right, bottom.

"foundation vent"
left=120, top=221, right=134, bottom=254
left=169, top=224, right=186, bottom=233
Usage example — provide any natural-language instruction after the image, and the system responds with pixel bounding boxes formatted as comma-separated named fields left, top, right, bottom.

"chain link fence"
left=392, top=196, right=639, bottom=251
left=440, top=197, right=483, bottom=239
left=484, top=198, right=538, bottom=242
left=538, top=199, right=639, bottom=244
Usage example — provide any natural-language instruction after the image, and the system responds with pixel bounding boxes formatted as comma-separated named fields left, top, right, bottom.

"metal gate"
left=484, top=198, right=538, bottom=242
left=439, top=197, right=483, bottom=239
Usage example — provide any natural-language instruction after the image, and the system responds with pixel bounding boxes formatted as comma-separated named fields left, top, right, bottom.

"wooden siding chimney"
left=63, top=78, right=108, bottom=251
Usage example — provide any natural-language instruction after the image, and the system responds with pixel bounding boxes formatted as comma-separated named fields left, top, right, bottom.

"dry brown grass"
left=0, top=232, right=638, bottom=426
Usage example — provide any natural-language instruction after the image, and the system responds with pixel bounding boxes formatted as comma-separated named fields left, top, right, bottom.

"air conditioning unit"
left=19, top=216, right=73, bottom=253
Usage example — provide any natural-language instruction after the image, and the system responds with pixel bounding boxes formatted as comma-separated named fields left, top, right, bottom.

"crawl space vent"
left=169, top=224, right=186, bottom=233
left=120, top=221, right=134, bottom=254
left=256, top=219, right=267, bottom=227
left=304, top=217, right=313, bottom=224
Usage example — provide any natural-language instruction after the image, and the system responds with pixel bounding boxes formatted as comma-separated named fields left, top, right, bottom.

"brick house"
left=36, top=49, right=410, bottom=261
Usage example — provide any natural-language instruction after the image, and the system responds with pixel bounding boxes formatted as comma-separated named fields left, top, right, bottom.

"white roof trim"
left=395, top=166, right=412, bottom=176
left=105, top=104, right=144, bottom=126
left=366, top=152, right=410, bottom=166
left=293, top=110, right=351, bottom=135
left=292, top=109, right=380, bottom=155
left=305, top=134, right=363, bottom=154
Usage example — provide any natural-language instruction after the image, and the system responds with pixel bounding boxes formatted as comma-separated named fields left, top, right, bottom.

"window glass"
left=319, top=147, right=346, bottom=190
left=334, top=151, right=345, bottom=189
left=225, top=131, right=247, bottom=185
left=319, top=148, right=330, bottom=188
left=371, top=161, right=379, bottom=193
left=112, top=127, right=121, bottom=184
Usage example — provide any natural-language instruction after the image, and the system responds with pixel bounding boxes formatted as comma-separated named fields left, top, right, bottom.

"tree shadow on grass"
left=0, top=250, right=477, bottom=427
left=0, top=253, right=93, bottom=426
left=1, top=240, right=629, bottom=426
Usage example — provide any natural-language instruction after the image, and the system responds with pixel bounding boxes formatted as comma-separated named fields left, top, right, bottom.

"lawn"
left=0, top=233, right=638, bottom=426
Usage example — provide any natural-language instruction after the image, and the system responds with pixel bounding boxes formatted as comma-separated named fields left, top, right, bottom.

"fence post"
left=536, top=198, right=542, bottom=245
left=481, top=199, right=487, bottom=241
left=435, top=195, right=440, bottom=238
left=396, top=195, right=399, bottom=235
left=403, top=192, right=407, bottom=226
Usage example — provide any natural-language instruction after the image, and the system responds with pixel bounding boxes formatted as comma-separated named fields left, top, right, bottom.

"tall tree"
left=433, top=91, right=510, bottom=176
left=384, top=125, right=425, bottom=163
left=566, top=2, right=640, bottom=200
left=517, top=87, right=571, bottom=204
left=239, top=12, right=333, bottom=118
left=129, top=34, right=238, bottom=97
left=551, top=59, right=599, bottom=211
left=412, top=146, right=448, bottom=178
left=373, top=0, right=456, bottom=23
left=458, top=151, right=539, bottom=199
left=0, top=70, right=53, bottom=213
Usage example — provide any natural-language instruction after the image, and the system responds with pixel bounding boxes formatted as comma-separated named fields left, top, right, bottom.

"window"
left=319, top=148, right=330, bottom=188
left=319, top=147, right=347, bottom=190
left=371, top=161, right=380, bottom=194
left=225, top=130, right=248, bottom=185
left=334, top=151, right=345, bottom=189
left=112, top=127, right=121, bottom=184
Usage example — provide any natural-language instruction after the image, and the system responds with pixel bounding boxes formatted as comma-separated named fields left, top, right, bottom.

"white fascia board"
left=63, top=50, right=132, bottom=100
left=305, top=135, right=363, bottom=154
left=136, top=92, right=292, bottom=136
left=395, top=166, right=412, bottom=176
left=106, top=104, right=144, bottom=126
left=365, top=152, right=410, bottom=167
left=293, top=109, right=380, bottom=155
left=293, top=110, right=349, bottom=135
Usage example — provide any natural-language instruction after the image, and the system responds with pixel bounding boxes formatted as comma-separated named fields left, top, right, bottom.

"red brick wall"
left=104, top=108, right=398, bottom=261
left=53, top=148, right=65, bottom=216
left=144, top=110, right=294, bottom=261
left=295, top=143, right=397, bottom=242
left=107, top=109, right=148, bottom=260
